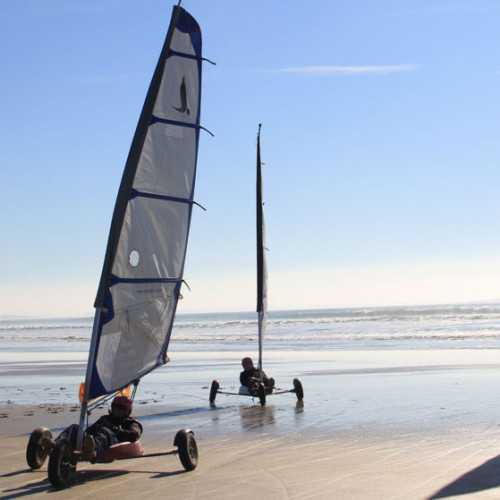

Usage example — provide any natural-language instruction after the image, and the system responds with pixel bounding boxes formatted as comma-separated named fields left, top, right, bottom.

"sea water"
left=2, top=303, right=500, bottom=407
left=2, top=303, right=500, bottom=355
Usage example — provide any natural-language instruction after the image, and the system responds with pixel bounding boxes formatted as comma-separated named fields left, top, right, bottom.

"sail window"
left=129, top=249, right=140, bottom=267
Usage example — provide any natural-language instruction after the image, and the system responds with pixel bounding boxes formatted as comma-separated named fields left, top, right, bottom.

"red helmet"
left=112, top=395, right=133, bottom=416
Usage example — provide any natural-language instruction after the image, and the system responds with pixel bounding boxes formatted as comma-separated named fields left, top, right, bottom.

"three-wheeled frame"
left=209, top=377, right=304, bottom=406
left=26, top=426, right=198, bottom=489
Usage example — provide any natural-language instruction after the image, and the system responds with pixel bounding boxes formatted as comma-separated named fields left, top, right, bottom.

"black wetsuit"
left=88, top=414, right=142, bottom=444
left=240, top=367, right=271, bottom=388
left=56, top=414, right=143, bottom=458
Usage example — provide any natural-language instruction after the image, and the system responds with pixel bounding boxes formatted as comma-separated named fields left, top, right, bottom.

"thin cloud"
left=274, top=64, right=419, bottom=77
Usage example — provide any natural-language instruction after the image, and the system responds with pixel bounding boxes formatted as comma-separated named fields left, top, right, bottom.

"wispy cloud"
left=274, top=64, right=419, bottom=77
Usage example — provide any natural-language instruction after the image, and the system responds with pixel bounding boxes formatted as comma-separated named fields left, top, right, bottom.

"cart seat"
left=98, top=440, right=143, bottom=462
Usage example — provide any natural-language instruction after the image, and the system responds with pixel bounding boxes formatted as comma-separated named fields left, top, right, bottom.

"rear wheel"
left=209, top=380, right=219, bottom=406
left=293, top=378, right=304, bottom=400
left=26, top=427, right=52, bottom=469
left=48, top=439, right=75, bottom=489
left=174, top=429, right=198, bottom=471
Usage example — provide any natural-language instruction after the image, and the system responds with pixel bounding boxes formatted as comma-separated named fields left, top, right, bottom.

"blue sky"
left=2, top=0, right=500, bottom=317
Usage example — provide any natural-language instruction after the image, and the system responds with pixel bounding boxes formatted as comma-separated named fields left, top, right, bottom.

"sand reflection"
left=239, top=404, right=275, bottom=431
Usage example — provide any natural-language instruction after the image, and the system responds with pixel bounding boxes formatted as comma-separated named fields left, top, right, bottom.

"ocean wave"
left=1, top=335, right=90, bottom=342
left=174, top=319, right=256, bottom=329
left=174, top=305, right=500, bottom=328
left=0, top=325, right=91, bottom=332
left=270, top=305, right=500, bottom=323
left=3, top=304, right=500, bottom=347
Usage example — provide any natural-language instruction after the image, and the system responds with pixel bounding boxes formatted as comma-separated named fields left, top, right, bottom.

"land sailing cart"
left=26, top=393, right=198, bottom=489
left=209, top=126, right=304, bottom=407
left=25, top=3, right=210, bottom=488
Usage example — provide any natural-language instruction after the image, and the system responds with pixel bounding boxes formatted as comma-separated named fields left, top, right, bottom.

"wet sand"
left=3, top=408, right=500, bottom=499
left=3, top=349, right=500, bottom=498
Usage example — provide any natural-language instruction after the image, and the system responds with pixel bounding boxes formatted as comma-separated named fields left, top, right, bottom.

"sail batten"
left=130, top=191, right=193, bottom=206
left=109, top=277, right=181, bottom=285
left=83, top=5, right=203, bottom=402
left=150, top=116, right=199, bottom=128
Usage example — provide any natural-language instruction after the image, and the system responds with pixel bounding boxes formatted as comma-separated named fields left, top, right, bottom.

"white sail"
left=83, top=6, right=203, bottom=402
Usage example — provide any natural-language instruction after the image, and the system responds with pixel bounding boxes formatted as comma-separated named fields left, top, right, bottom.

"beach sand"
left=3, top=349, right=500, bottom=499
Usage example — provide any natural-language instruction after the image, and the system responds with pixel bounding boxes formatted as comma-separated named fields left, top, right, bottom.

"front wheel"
left=174, top=429, right=198, bottom=471
left=26, top=427, right=52, bottom=469
left=48, top=439, right=75, bottom=489
left=258, top=382, right=266, bottom=406
left=293, top=378, right=304, bottom=400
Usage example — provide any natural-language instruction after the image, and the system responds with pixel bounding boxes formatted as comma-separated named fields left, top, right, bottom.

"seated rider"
left=239, top=357, right=275, bottom=394
left=42, top=395, right=142, bottom=460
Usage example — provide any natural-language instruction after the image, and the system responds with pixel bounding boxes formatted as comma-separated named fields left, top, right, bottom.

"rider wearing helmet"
left=86, top=395, right=142, bottom=452
left=43, top=395, right=142, bottom=460
left=239, top=357, right=275, bottom=394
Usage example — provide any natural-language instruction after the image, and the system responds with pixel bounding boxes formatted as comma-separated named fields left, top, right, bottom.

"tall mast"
left=256, top=124, right=266, bottom=378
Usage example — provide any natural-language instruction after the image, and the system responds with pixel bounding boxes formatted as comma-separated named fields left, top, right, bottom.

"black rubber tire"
left=209, top=380, right=219, bottom=406
left=258, top=382, right=266, bottom=406
left=174, top=429, right=198, bottom=471
left=48, top=439, right=75, bottom=489
left=26, top=427, right=52, bottom=469
left=293, top=378, right=304, bottom=400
